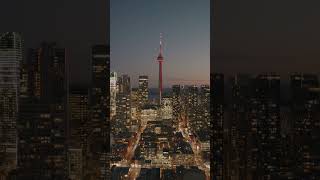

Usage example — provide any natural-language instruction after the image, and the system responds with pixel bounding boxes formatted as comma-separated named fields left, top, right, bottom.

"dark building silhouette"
left=228, top=74, right=251, bottom=179
left=137, top=168, right=160, bottom=180
left=290, top=73, right=320, bottom=179
left=68, top=87, right=89, bottom=179
left=87, top=45, right=110, bottom=179
left=226, top=74, right=283, bottom=179
left=211, top=73, right=224, bottom=180
left=248, top=74, right=281, bottom=179
left=17, top=42, right=68, bottom=179
left=212, top=72, right=320, bottom=180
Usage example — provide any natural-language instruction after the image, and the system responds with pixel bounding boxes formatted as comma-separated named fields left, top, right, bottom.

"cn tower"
left=157, top=33, right=164, bottom=105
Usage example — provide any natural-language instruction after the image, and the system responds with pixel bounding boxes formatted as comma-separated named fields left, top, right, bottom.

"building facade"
left=0, top=32, right=23, bottom=173
left=17, top=42, right=68, bottom=179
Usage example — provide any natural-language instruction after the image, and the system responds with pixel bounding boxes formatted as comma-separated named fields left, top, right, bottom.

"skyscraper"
left=88, top=45, right=109, bottom=179
left=212, top=73, right=224, bottom=180
left=185, top=85, right=198, bottom=122
left=172, top=85, right=181, bottom=130
left=131, top=87, right=139, bottom=119
left=290, top=73, right=320, bottom=179
left=17, top=42, right=68, bottom=179
left=110, top=71, right=117, bottom=118
left=138, top=75, right=149, bottom=109
left=68, top=87, right=88, bottom=179
left=198, top=85, right=210, bottom=154
left=116, top=74, right=131, bottom=124
left=229, top=74, right=251, bottom=179
left=111, top=74, right=132, bottom=165
left=69, top=87, right=89, bottom=146
left=0, top=32, right=23, bottom=172
left=250, top=74, right=281, bottom=179
left=199, top=85, right=210, bottom=131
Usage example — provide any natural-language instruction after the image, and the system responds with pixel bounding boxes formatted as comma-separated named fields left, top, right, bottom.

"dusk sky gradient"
left=111, top=0, right=210, bottom=88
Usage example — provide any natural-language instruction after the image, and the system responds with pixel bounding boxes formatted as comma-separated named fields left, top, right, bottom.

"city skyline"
left=111, top=0, right=210, bottom=88
left=110, top=2, right=211, bottom=179
left=1, top=0, right=320, bottom=179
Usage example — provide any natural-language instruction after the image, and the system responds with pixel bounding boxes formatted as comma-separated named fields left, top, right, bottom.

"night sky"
left=0, top=0, right=108, bottom=86
left=212, top=0, right=320, bottom=77
left=111, top=0, right=210, bottom=88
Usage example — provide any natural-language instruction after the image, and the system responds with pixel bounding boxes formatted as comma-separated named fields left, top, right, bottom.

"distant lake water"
left=149, top=88, right=171, bottom=100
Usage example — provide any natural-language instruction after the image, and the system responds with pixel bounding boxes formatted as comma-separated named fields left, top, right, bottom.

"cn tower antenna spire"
left=160, top=32, right=163, bottom=55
